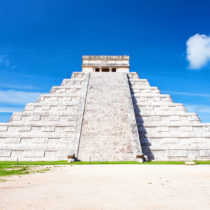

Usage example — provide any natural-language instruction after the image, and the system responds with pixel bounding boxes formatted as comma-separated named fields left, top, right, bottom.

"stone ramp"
left=78, top=73, right=141, bottom=161
left=128, top=72, right=210, bottom=161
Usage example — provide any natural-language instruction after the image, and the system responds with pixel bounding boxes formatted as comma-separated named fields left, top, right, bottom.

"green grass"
left=0, top=160, right=210, bottom=178
left=195, top=160, right=210, bottom=164
left=0, top=160, right=210, bottom=166
left=0, top=160, right=69, bottom=166
left=0, top=165, right=30, bottom=177
left=0, top=164, right=50, bottom=178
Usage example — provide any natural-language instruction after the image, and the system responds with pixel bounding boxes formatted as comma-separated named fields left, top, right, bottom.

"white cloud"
left=186, top=34, right=210, bottom=69
left=0, top=83, right=35, bottom=90
left=0, top=55, right=16, bottom=69
left=0, top=55, right=10, bottom=67
left=0, top=90, right=44, bottom=104
left=185, top=104, right=210, bottom=123
left=163, top=90, right=210, bottom=98
left=0, top=107, right=23, bottom=112
left=185, top=104, right=210, bottom=114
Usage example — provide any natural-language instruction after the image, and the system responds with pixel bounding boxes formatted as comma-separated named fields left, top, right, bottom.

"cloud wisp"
left=185, top=104, right=210, bottom=114
left=186, top=34, right=210, bottom=69
left=163, top=90, right=210, bottom=98
left=0, top=106, right=24, bottom=113
left=0, top=55, right=16, bottom=70
left=0, top=90, right=44, bottom=104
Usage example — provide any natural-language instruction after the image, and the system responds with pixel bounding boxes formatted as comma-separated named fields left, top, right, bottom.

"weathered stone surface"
left=128, top=72, right=210, bottom=161
left=0, top=72, right=87, bottom=160
left=78, top=73, right=141, bottom=161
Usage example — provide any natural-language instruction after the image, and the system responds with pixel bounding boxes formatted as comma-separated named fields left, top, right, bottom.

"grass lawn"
left=0, top=164, right=50, bottom=178
left=0, top=165, right=30, bottom=177
left=0, top=160, right=210, bottom=166
left=0, top=160, right=209, bottom=178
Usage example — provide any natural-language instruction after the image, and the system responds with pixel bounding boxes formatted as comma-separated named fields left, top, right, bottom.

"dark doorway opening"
left=102, top=68, right=109, bottom=72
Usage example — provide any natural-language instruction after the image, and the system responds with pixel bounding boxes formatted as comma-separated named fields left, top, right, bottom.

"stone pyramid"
left=0, top=56, right=210, bottom=161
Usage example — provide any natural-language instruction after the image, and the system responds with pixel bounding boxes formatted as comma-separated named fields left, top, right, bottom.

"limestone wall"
left=128, top=72, right=210, bottom=161
left=0, top=72, right=88, bottom=161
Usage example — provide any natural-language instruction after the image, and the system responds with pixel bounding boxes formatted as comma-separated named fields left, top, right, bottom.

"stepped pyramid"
left=0, top=55, right=210, bottom=161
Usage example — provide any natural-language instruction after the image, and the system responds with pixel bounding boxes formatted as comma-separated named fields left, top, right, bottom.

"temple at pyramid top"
left=82, top=55, right=130, bottom=73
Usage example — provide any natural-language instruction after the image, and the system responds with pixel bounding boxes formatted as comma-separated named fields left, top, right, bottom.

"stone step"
left=38, top=93, right=81, bottom=100
left=130, top=81, right=150, bottom=87
left=129, top=78, right=149, bottom=82
left=139, top=131, right=210, bottom=138
left=127, top=72, right=139, bottom=79
left=136, top=112, right=199, bottom=117
left=50, top=86, right=82, bottom=94
left=0, top=132, right=74, bottom=138
left=138, top=125, right=209, bottom=132
left=0, top=144, right=72, bottom=150
left=150, top=144, right=210, bottom=151
left=138, top=122, right=205, bottom=127
left=0, top=121, right=75, bottom=127
left=50, top=88, right=82, bottom=94
left=11, top=111, right=77, bottom=116
left=24, top=103, right=78, bottom=111
left=10, top=113, right=77, bottom=122
left=133, top=101, right=183, bottom=106
left=132, top=94, right=172, bottom=102
left=61, top=84, right=83, bottom=89
left=0, top=149, right=70, bottom=160
left=36, top=101, right=79, bottom=106
left=61, top=79, right=84, bottom=86
left=71, top=72, right=86, bottom=79
left=0, top=127, right=75, bottom=134
left=135, top=109, right=197, bottom=117
left=131, top=87, right=160, bottom=94
left=0, top=137, right=73, bottom=144
left=133, top=104, right=186, bottom=111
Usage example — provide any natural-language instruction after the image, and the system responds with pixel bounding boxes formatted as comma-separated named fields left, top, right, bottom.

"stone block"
left=199, top=150, right=210, bottom=157
left=31, top=126, right=41, bottom=132
left=24, top=104, right=34, bottom=111
left=18, top=126, right=31, bottom=132
left=0, top=137, right=21, bottom=144
left=21, top=138, right=48, bottom=144
left=21, top=115, right=40, bottom=121
left=44, top=151, right=57, bottom=159
left=187, top=150, right=199, bottom=160
left=10, top=114, right=21, bottom=121
left=42, top=127, right=55, bottom=132
left=168, top=149, right=187, bottom=157
left=180, top=126, right=193, bottom=131
left=0, top=125, right=8, bottom=131
left=0, top=150, right=11, bottom=157
left=23, top=150, right=45, bottom=158
left=169, top=116, right=180, bottom=121
left=49, top=116, right=60, bottom=121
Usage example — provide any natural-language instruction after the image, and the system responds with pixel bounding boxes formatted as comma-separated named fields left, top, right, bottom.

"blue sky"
left=0, top=0, right=210, bottom=122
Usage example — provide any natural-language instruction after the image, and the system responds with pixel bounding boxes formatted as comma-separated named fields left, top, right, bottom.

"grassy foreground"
left=0, top=160, right=210, bottom=178
left=0, top=160, right=210, bottom=166
left=0, top=164, right=49, bottom=178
